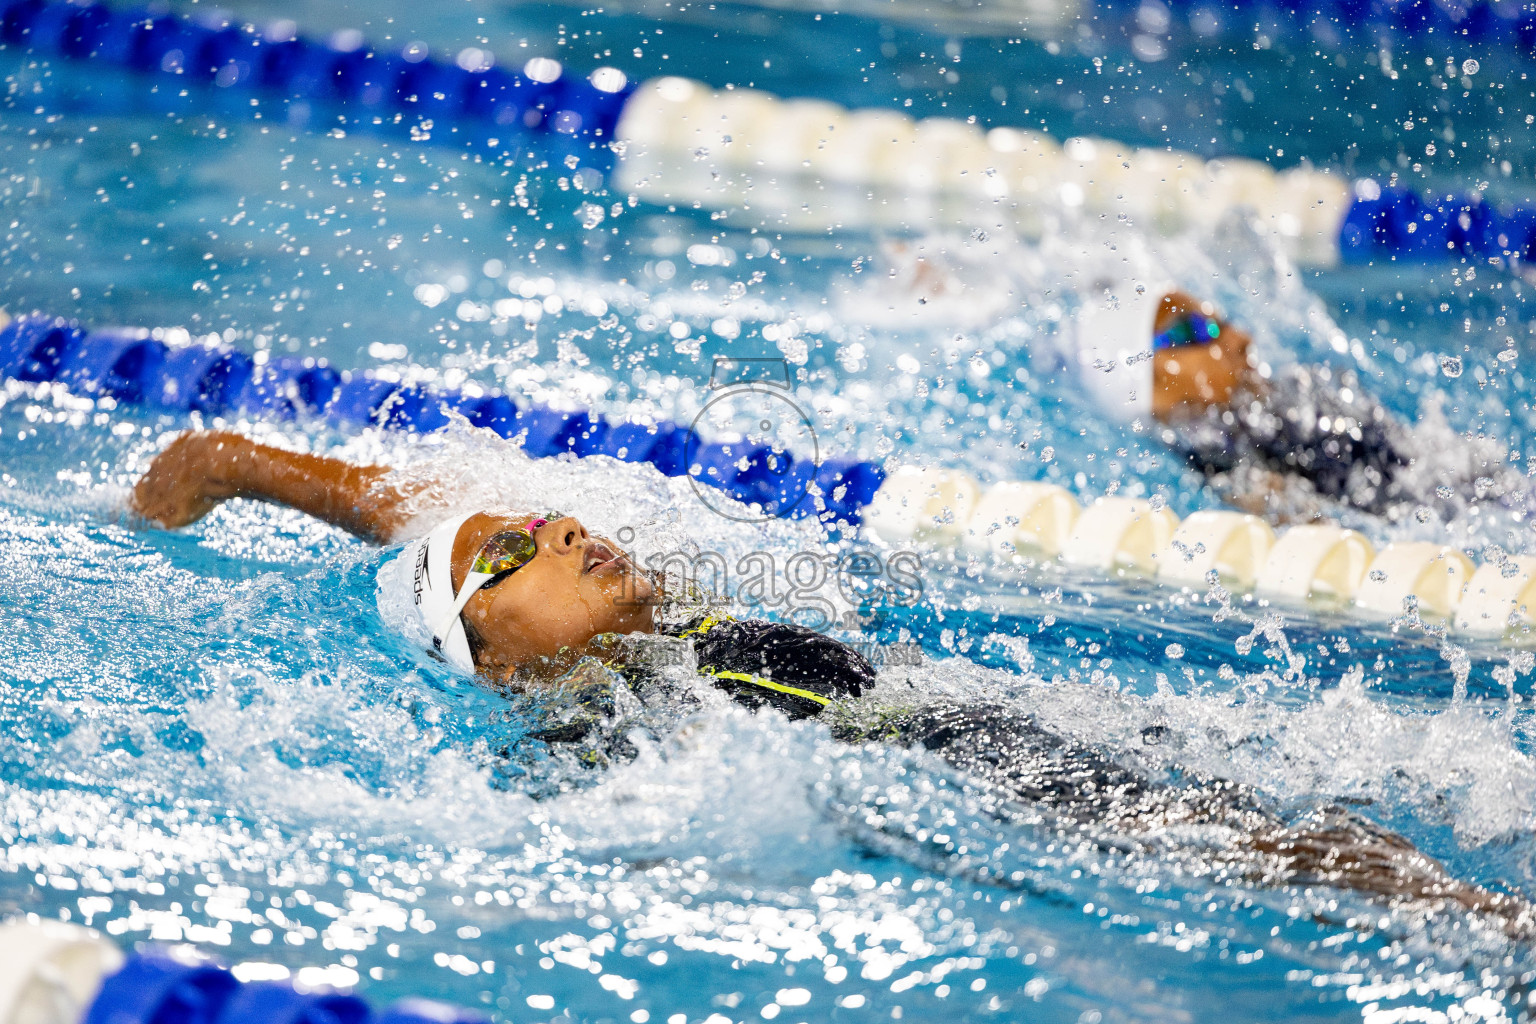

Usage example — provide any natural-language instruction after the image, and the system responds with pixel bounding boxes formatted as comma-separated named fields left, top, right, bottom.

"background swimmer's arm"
left=130, top=430, right=421, bottom=543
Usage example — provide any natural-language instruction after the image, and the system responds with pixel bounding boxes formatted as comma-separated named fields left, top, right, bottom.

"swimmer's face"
left=1151, top=294, right=1254, bottom=420
left=449, top=512, right=657, bottom=678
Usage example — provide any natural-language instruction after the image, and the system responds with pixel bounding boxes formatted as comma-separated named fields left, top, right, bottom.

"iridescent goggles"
left=437, top=514, right=561, bottom=642
left=1152, top=311, right=1222, bottom=351
left=470, top=516, right=553, bottom=585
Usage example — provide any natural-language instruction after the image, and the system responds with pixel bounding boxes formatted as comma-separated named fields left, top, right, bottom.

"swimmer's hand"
left=130, top=430, right=244, bottom=529
left=130, top=429, right=414, bottom=543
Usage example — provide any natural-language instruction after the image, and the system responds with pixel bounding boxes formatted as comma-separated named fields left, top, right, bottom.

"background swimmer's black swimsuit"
left=1161, top=364, right=1417, bottom=516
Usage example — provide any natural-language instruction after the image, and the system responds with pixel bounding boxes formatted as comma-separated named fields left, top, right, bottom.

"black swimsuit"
left=666, top=615, right=874, bottom=717
left=522, top=617, right=1270, bottom=835
left=504, top=626, right=1471, bottom=909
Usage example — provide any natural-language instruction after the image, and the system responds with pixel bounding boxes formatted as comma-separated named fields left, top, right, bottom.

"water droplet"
left=1165, top=643, right=1184, bottom=659
left=1369, top=569, right=1387, bottom=582
left=1148, top=494, right=1166, bottom=511
left=1463, top=58, right=1480, bottom=75
left=1436, top=484, right=1453, bottom=499
left=1440, top=355, right=1463, bottom=378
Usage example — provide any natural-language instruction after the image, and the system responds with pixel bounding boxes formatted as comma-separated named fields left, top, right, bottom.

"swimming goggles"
left=1152, top=311, right=1222, bottom=351
left=435, top=513, right=560, bottom=643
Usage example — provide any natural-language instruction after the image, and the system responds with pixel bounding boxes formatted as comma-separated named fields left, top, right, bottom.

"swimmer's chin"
left=601, top=560, right=660, bottom=604
left=484, top=635, right=637, bottom=692
left=629, top=571, right=661, bottom=609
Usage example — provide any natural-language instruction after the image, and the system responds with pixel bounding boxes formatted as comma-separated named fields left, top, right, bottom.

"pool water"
left=4, top=0, right=1536, bottom=1021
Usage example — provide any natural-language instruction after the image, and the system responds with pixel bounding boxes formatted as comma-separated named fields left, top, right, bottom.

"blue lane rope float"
left=213, top=982, right=371, bottom=1024
left=1337, top=184, right=1536, bottom=263
left=0, top=0, right=635, bottom=168
left=80, top=955, right=239, bottom=1024
left=0, top=0, right=1531, bottom=269
left=0, top=311, right=886, bottom=524
left=79, top=950, right=491, bottom=1024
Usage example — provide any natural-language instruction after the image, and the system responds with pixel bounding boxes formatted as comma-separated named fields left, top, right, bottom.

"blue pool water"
left=5, top=1, right=1536, bottom=1021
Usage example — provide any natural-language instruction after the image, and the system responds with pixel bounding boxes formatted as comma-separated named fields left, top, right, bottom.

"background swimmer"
left=129, top=429, right=1536, bottom=938
left=1140, top=289, right=1508, bottom=525
left=863, top=236, right=1512, bottom=525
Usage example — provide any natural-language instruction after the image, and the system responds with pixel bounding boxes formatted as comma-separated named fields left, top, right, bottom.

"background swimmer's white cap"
left=375, top=510, right=479, bottom=673
left=1069, top=281, right=1169, bottom=423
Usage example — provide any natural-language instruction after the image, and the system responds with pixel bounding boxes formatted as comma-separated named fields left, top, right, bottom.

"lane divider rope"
left=1092, top=0, right=1536, bottom=50
left=0, top=0, right=1524, bottom=269
left=0, top=918, right=490, bottom=1024
left=0, top=0, right=634, bottom=166
left=864, top=466, right=1532, bottom=640
left=615, top=78, right=1532, bottom=270
left=3, top=307, right=1528, bottom=639
left=0, top=309, right=885, bottom=525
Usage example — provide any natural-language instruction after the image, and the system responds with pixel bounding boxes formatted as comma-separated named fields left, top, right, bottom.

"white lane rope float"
left=613, top=77, right=1515, bottom=272
left=615, top=77, right=1354, bottom=269
left=0, top=918, right=492, bottom=1024
left=0, top=920, right=123, bottom=1024
left=863, top=464, right=1528, bottom=639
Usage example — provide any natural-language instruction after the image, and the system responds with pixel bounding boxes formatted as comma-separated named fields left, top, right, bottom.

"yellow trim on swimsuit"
left=700, top=668, right=832, bottom=707
left=676, top=615, right=727, bottom=640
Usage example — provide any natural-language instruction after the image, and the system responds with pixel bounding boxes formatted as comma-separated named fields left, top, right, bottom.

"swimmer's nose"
left=544, top=515, right=587, bottom=555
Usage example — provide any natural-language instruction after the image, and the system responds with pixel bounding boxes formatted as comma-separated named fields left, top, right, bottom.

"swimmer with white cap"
left=129, top=431, right=871, bottom=711
left=126, top=432, right=1536, bottom=934
left=1071, top=282, right=1252, bottom=424
left=873, top=235, right=1507, bottom=523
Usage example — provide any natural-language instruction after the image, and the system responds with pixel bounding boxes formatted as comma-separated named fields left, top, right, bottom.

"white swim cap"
left=375, top=510, right=480, bottom=673
left=1069, top=281, right=1169, bottom=423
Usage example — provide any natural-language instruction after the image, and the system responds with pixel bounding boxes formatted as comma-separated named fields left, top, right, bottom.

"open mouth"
left=584, top=540, right=624, bottom=574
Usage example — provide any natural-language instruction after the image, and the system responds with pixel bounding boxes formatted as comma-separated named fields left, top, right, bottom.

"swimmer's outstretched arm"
left=130, top=430, right=418, bottom=543
left=1244, top=816, right=1533, bottom=933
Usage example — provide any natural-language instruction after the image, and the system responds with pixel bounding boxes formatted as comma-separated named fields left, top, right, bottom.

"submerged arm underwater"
left=126, top=430, right=1535, bottom=939
left=851, top=702, right=1529, bottom=930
